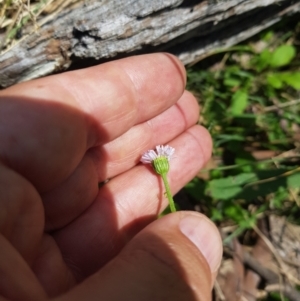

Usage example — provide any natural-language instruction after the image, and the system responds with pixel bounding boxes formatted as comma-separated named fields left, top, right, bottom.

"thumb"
left=56, top=212, right=223, bottom=301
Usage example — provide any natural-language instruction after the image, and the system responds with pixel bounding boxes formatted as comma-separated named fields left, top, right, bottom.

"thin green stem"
left=161, top=173, right=176, bottom=213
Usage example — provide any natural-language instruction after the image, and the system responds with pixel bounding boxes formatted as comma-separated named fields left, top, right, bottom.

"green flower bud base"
left=152, top=157, right=169, bottom=175
left=152, top=157, right=176, bottom=213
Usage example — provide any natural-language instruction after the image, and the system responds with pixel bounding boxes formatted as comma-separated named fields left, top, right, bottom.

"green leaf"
left=224, top=77, right=241, bottom=87
left=267, top=73, right=283, bottom=89
left=231, top=90, right=248, bottom=115
left=262, top=31, right=273, bottom=42
left=210, top=184, right=242, bottom=200
left=280, top=72, right=300, bottom=89
left=209, top=173, right=257, bottom=200
left=224, top=205, right=246, bottom=222
left=211, top=208, right=223, bottom=221
left=255, top=49, right=272, bottom=71
left=239, top=216, right=256, bottom=229
left=269, top=45, right=296, bottom=67
left=287, top=171, right=300, bottom=189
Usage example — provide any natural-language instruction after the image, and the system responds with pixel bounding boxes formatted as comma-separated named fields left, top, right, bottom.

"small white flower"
left=141, top=145, right=175, bottom=164
left=140, top=145, right=176, bottom=212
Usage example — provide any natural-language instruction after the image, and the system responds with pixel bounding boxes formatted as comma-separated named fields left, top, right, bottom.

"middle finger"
left=43, top=91, right=199, bottom=231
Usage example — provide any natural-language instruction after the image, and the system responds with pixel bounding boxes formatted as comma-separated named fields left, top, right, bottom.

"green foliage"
left=208, top=173, right=257, bottom=200
left=186, top=21, right=300, bottom=247
left=231, top=90, right=248, bottom=115
left=267, top=292, right=289, bottom=301
left=267, top=72, right=300, bottom=89
left=269, top=45, right=296, bottom=67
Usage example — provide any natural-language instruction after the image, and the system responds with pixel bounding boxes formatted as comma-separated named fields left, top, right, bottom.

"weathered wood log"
left=0, top=0, right=299, bottom=88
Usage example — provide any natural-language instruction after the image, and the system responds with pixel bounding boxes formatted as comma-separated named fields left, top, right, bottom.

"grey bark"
left=0, top=0, right=299, bottom=88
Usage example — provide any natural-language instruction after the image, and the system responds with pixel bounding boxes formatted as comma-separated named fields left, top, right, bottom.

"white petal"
left=141, top=145, right=175, bottom=164
left=140, top=149, right=157, bottom=164
left=160, top=145, right=175, bottom=160
left=156, top=145, right=163, bottom=156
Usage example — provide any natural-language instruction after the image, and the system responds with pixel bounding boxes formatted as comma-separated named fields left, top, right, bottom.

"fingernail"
left=179, top=215, right=222, bottom=273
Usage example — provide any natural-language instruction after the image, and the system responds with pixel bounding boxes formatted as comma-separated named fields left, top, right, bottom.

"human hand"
left=0, top=53, right=222, bottom=301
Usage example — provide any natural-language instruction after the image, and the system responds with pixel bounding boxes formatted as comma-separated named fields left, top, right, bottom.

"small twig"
left=200, top=154, right=300, bottom=173
left=244, top=166, right=300, bottom=188
left=214, top=280, right=226, bottom=301
left=18, top=0, right=38, bottom=30
left=253, top=225, right=300, bottom=286
left=36, top=0, right=57, bottom=24
left=223, top=247, right=300, bottom=301
left=0, top=2, right=23, bottom=51
left=266, top=284, right=300, bottom=301
left=0, top=0, right=8, bottom=28
left=281, top=257, right=300, bottom=269
left=263, top=99, right=300, bottom=113
left=289, top=188, right=300, bottom=207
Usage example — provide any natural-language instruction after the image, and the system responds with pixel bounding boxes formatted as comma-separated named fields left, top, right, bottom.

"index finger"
left=3, top=53, right=186, bottom=144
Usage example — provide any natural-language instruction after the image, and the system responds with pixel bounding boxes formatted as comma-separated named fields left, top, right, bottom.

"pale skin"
left=0, top=53, right=223, bottom=301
